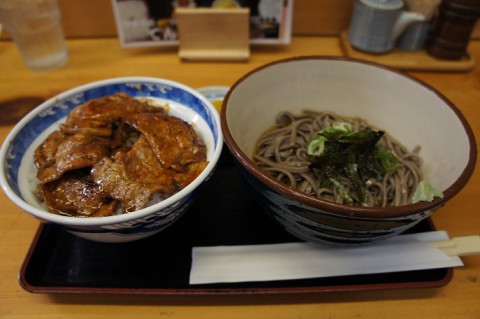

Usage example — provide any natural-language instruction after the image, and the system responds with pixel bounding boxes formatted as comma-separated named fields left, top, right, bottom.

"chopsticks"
left=430, top=236, right=480, bottom=257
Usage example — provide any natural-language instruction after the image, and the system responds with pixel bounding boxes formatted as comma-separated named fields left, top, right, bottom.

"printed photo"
left=111, top=0, right=293, bottom=47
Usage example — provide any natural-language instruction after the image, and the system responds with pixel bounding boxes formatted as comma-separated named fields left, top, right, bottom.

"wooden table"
left=1, top=37, right=479, bottom=318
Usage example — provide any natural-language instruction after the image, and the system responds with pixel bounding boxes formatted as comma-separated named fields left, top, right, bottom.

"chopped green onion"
left=374, top=145, right=400, bottom=174
left=307, top=135, right=327, bottom=157
left=323, top=122, right=352, bottom=135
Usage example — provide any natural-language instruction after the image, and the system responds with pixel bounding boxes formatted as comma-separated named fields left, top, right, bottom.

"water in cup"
left=0, top=0, right=68, bottom=71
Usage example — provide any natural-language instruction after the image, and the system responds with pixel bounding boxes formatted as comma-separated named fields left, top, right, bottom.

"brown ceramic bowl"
left=221, top=57, right=477, bottom=245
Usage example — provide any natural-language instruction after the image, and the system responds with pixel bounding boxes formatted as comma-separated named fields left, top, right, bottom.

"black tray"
left=19, top=148, right=453, bottom=295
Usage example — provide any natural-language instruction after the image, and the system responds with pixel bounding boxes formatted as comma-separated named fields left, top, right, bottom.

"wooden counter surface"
left=0, top=37, right=479, bottom=319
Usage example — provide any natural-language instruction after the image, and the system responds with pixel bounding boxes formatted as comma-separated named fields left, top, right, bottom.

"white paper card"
left=189, top=231, right=463, bottom=285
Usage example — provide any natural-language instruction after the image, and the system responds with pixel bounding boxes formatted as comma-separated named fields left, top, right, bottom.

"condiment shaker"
left=427, top=0, right=480, bottom=59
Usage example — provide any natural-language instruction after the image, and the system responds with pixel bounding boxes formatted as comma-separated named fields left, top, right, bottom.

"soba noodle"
left=253, top=110, right=423, bottom=207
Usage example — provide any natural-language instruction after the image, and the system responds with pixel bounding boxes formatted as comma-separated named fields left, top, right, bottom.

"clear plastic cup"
left=0, top=0, right=68, bottom=71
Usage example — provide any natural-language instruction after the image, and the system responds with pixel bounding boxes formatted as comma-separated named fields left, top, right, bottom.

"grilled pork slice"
left=60, top=93, right=163, bottom=136
left=126, top=112, right=207, bottom=172
left=92, top=127, right=208, bottom=212
left=38, top=170, right=117, bottom=217
left=35, top=132, right=111, bottom=185
left=91, top=137, right=176, bottom=212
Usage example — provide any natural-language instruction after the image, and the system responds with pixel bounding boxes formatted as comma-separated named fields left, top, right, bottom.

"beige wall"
left=1, top=0, right=479, bottom=39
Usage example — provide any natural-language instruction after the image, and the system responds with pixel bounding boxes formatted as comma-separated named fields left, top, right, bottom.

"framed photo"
left=111, top=0, right=294, bottom=47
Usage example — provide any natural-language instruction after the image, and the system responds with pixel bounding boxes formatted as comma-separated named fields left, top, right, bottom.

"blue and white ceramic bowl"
left=221, top=57, right=477, bottom=245
left=0, top=77, right=223, bottom=243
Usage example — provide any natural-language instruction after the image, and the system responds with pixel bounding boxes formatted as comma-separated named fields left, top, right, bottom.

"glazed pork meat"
left=35, top=132, right=111, bottom=185
left=38, top=170, right=118, bottom=217
left=126, top=112, right=207, bottom=172
left=59, top=92, right=162, bottom=136
left=33, top=93, right=208, bottom=217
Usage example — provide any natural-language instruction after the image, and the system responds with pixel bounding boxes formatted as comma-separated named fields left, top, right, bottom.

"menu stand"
left=175, top=7, right=250, bottom=61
